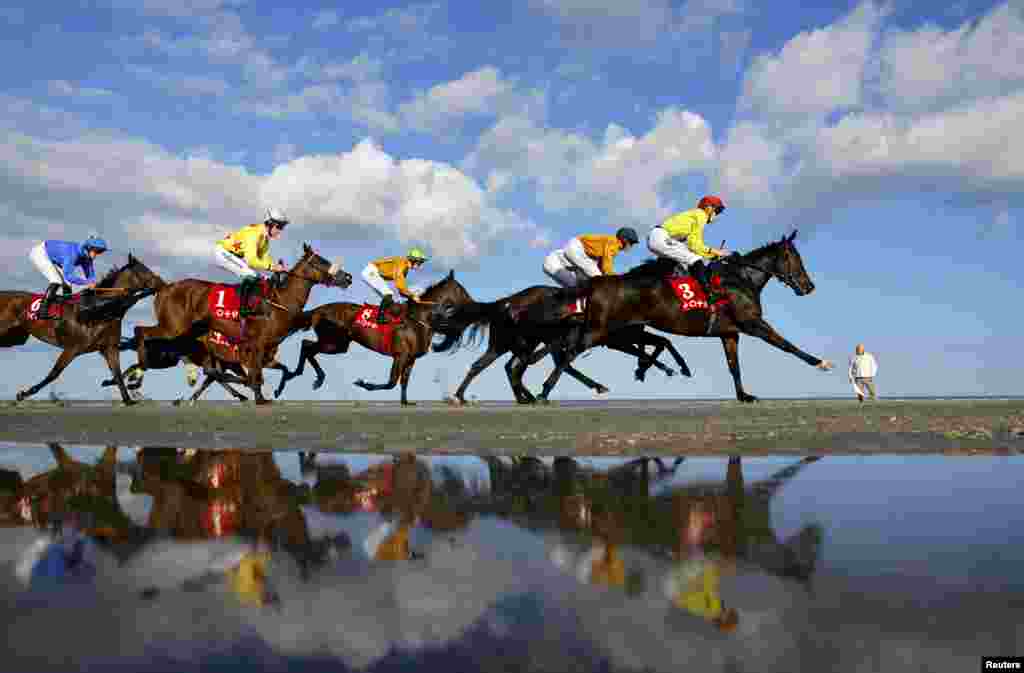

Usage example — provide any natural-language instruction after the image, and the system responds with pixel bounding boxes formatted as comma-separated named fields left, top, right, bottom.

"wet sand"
left=1, top=398, right=1022, bottom=454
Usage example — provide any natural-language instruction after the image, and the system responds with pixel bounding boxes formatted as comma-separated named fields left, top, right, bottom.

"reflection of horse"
left=1, top=444, right=135, bottom=537
left=0, top=256, right=163, bottom=404
left=274, top=271, right=473, bottom=405
left=125, top=244, right=352, bottom=404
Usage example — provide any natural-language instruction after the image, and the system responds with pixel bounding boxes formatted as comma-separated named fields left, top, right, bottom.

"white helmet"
left=265, top=208, right=289, bottom=226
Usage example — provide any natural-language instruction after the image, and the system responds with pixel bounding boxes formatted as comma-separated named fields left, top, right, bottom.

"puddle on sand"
left=0, top=444, right=1022, bottom=672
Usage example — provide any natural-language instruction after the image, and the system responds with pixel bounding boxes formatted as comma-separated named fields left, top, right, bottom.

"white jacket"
left=849, top=353, right=878, bottom=378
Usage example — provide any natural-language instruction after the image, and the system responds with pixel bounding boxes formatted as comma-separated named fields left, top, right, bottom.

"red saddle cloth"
left=208, top=280, right=270, bottom=321
left=25, top=293, right=83, bottom=321
left=666, top=274, right=729, bottom=313
left=207, top=329, right=242, bottom=356
left=354, top=304, right=403, bottom=354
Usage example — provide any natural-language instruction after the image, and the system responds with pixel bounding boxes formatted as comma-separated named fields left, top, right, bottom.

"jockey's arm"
left=600, top=250, right=616, bottom=275
left=393, top=269, right=416, bottom=299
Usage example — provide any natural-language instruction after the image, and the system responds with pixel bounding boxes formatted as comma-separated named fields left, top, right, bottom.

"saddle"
left=208, top=279, right=271, bottom=321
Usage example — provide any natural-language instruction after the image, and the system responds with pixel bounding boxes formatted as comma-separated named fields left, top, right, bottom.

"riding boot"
left=239, top=277, right=262, bottom=318
left=378, top=295, right=394, bottom=325
left=37, top=283, right=61, bottom=320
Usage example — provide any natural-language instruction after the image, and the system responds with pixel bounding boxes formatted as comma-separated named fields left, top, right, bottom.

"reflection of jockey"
left=543, top=228, right=640, bottom=288
left=361, top=248, right=428, bottom=325
left=215, top=209, right=289, bottom=318
left=29, top=235, right=108, bottom=320
left=647, top=195, right=728, bottom=292
left=226, top=549, right=273, bottom=607
left=364, top=521, right=415, bottom=560
left=665, top=553, right=738, bottom=632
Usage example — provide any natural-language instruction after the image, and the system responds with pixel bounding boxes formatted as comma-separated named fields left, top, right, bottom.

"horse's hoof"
left=739, top=394, right=759, bottom=404
left=538, top=397, right=551, bottom=406
left=172, top=398, right=183, bottom=407
left=15, top=391, right=26, bottom=402
left=664, top=368, right=675, bottom=377
left=634, top=369, right=646, bottom=382
left=817, top=360, right=834, bottom=371
left=313, top=379, right=325, bottom=391
left=402, top=401, right=417, bottom=407
left=596, top=386, right=610, bottom=395
left=256, top=399, right=273, bottom=406
left=681, top=367, right=693, bottom=378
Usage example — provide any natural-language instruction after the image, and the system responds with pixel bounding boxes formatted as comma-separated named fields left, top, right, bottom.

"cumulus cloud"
left=127, top=66, right=229, bottom=97
left=345, top=2, right=441, bottom=35
left=398, top=67, right=545, bottom=132
left=717, top=1, right=1024, bottom=221
left=0, top=100, right=539, bottom=287
left=465, top=107, right=715, bottom=223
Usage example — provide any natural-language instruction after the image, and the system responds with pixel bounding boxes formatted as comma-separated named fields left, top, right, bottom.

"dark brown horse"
left=126, top=243, right=352, bottom=403
left=273, top=270, right=474, bottom=405
left=0, top=255, right=164, bottom=404
left=431, top=285, right=692, bottom=405
left=518, top=231, right=833, bottom=402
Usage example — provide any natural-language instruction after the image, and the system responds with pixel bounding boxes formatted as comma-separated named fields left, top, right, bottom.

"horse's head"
left=771, top=231, right=814, bottom=296
left=293, top=243, right=353, bottom=289
left=422, top=270, right=474, bottom=308
left=97, top=253, right=165, bottom=292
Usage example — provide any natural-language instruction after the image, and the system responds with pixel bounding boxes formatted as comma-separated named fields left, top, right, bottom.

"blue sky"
left=0, top=0, right=1021, bottom=401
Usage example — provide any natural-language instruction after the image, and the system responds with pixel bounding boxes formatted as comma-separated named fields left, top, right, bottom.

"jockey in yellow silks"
left=361, top=248, right=428, bottom=325
left=215, top=209, right=289, bottom=317
left=647, top=195, right=729, bottom=290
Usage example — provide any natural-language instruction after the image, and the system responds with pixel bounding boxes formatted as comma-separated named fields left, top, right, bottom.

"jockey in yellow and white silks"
left=362, top=248, right=428, bottom=325
left=215, top=209, right=289, bottom=317
left=543, top=228, right=640, bottom=288
left=647, top=195, right=729, bottom=289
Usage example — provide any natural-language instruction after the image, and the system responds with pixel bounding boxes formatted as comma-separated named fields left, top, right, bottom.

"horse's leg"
left=399, top=357, right=417, bottom=407
left=453, top=348, right=504, bottom=405
left=100, top=343, right=135, bottom=405
left=265, top=358, right=291, bottom=399
left=720, top=333, right=757, bottom=403
left=505, top=350, right=536, bottom=404
left=561, top=357, right=610, bottom=395
left=535, top=348, right=579, bottom=403
left=190, top=372, right=219, bottom=403
left=740, top=318, right=833, bottom=370
left=276, top=339, right=316, bottom=398
left=353, top=354, right=407, bottom=393
left=17, top=347, right=83, bottom=401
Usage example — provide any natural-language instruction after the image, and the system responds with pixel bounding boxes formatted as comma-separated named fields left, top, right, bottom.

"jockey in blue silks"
left=28, top=235, right=108, bottom=320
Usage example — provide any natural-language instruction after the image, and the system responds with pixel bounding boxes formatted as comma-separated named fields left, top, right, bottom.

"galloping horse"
left=126, top=243, right=352, bottom=404
left=274, top=270, right=474, bottom=406
left=0, top=255, right=164, bottom=404
left=431, top=285, right=692, bottom=405
left=525, top=231, right=833, bottom=402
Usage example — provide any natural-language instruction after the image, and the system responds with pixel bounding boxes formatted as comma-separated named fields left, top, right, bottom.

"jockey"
left=647, top=196, right=728, bottom=290
left=543, top=227, right=640, bottom=288
left=215, top=209, right=289, bottom=317
left=29, top=235, right=108, bottom=320
left=362, top=248, right=428, bottom=325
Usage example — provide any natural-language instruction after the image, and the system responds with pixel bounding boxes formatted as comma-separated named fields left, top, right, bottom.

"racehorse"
left=272, top=270, right=475, bottom=406
left=0, top=255, right=164, bottom=404
left=523, top=231, right=833, bottom=402
left=125, top=243, right=351, bottom=404
left=430, top=285, right=692, bottom=405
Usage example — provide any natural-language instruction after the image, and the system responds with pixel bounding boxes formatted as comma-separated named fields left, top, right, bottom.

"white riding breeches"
left=29, top=242, right=67, bottom=286
left=362, top=264, right=395, bottom=299
left=647, top=227, right=703, bottom=268
left=543, top=238, right=601, bottom=288
left=542, top=250, right=580, bottom=288
left=214, top=247, right=260, bottom=280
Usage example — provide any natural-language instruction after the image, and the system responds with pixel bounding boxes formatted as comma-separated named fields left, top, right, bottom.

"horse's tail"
left=431, top=300, right=504, bottom=353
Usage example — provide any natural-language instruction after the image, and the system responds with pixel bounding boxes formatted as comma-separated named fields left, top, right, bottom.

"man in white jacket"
left=848, top=344, right=878, bottom=402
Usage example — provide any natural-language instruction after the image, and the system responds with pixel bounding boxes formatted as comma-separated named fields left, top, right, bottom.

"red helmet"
left=698, top=195, right=725, bottom=213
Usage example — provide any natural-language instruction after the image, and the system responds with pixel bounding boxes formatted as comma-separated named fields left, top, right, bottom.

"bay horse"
left=126, top=243, right=352, bottom=404
left=525, top=231, right=834, bottom=402
left=0, top=255, right=164, bottom=404
left=430, top=285, right=692, bottom=405
left=273, top=270, right=475, bottom=406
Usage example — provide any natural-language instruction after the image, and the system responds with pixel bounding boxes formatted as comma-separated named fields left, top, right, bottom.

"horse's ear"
left=128, top=252, right=135, bottom=264
left=447, top=269, right=454, bottom=280
left=303, top=242, right=311, bottom=254
left=788, top=230, right=798, bottom=242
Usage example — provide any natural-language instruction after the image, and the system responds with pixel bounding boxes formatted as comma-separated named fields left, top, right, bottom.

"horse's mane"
left=96, top=258, right=132, bottom=289
left=623, top=257, right=677, bottom=278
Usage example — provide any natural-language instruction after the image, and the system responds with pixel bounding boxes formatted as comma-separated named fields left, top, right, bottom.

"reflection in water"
left=0, top=446, right=1021, bottom=672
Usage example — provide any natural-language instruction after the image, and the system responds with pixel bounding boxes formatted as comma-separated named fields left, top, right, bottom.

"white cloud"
left=738, top=2, right=886, bottom=124
left=398, top=67, right=545, bottom=132
left=236, top=82, right=398, bottom=132
left=718, top=1, right=1024, bottom=222
left=47, top=80, right=114, bottom=99
left=465, top=107, right=714, bottom=223
left=312, top=9, right=339, bottom=31
left=111, top=0, right=246, bottom=17
left=0, top=100, right=539, bottom=285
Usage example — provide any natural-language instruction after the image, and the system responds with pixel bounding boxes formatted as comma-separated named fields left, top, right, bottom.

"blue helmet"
left=83, top=236, right=107, bottom=252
